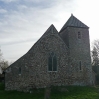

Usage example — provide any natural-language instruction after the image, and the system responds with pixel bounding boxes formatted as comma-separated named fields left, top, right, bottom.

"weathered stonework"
left=60, top=27, right=93, bottom=85
left=5, top=15, right=93, bottom=92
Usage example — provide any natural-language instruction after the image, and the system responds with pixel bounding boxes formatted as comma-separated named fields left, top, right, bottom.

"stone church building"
left=5, top=14, right=93, bottom=91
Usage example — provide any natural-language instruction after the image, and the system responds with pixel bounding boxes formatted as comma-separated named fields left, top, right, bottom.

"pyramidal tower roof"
left=60, top=14, right=89, bottom=32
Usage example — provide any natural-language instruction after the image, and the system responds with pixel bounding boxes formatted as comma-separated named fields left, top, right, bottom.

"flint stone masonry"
left=5, top=15, right=93, bottom=92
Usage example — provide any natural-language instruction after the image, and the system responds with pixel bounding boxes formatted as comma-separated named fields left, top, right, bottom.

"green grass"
left=0, top=83, right=99, bottom=99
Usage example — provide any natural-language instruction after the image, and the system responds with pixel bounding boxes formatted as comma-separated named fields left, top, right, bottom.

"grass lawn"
left=0, top=83, right=99, bottom=99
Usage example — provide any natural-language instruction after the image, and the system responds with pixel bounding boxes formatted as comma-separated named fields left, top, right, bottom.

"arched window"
left=48, top=52, right=57, bottom=71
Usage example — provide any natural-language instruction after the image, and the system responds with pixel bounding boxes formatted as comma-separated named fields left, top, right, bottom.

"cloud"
left=0, top=9, right=7, bottom=13
left=0, top=0, right=83, bottom=62
left=0, top=0, right=77, bottom=61
left=0, top=0, right=18, bottom=3
left=1, top=41, right=34, bottom=62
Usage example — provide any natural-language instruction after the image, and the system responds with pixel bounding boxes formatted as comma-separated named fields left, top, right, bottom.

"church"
left=5, top=14, right=93, bottom=91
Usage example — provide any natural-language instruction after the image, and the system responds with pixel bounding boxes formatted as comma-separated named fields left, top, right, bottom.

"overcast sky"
left=0, top=0, right=99, bottom=62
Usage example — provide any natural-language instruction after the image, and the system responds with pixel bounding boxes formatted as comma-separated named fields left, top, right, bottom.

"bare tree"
left=92, top=40, right=99, bottom=66
left=0, top=49, right=3, bottom=62
left=92, top=40, right=99, bottom=84
left=0, top=49, right=9, bottom=71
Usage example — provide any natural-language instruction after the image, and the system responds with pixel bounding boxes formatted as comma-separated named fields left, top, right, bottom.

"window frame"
left=77, top=32, right=81, bottom=39
left=79, top=60, right=82, bottom=71
left=48, top=52, right=57, bottom=72
left=19, top=67, right=22, bottom=75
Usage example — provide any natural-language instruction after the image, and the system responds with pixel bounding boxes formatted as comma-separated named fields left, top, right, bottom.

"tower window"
left=19, top=67, right=21, bottom=75
left=78, top=32, right=81, bottom=39
left=79, top=61, right=82, bottom=70
left=48, top=52, right=57, bottom=71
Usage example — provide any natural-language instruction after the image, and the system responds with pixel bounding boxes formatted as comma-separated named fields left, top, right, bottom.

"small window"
left=19, top=67, right=21, bottom=75
left=79, top=61, right=82, bottom=70
left=48, top=52, right=57, bottom=71
left=78, top=32, right=81, bottom=39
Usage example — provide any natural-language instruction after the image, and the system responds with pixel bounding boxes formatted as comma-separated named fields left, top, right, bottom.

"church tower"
left=59, top=14, right=92, bottom=85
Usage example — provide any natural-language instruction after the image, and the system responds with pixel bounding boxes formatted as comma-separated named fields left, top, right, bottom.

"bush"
left=0, top=83, right=4, bottom=90
left=96, top=74, right=99, bottom=84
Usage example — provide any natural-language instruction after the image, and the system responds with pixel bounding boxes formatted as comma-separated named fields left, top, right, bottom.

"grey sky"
left=0, top=0, right=99, bottom=62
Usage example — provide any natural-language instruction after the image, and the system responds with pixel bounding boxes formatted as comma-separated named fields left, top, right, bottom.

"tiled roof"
left=60, top=14, right=89, bottom=32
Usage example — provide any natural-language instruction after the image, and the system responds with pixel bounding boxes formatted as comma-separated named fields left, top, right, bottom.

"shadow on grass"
left=0, top=83, right=99, bottom=99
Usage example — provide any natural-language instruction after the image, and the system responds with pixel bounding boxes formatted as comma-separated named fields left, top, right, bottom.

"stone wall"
left=60, top=27, right=93, bottom=85
left=5, top=32, right=70, bottom=92
left=5, top=25, right=93, bottom=92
